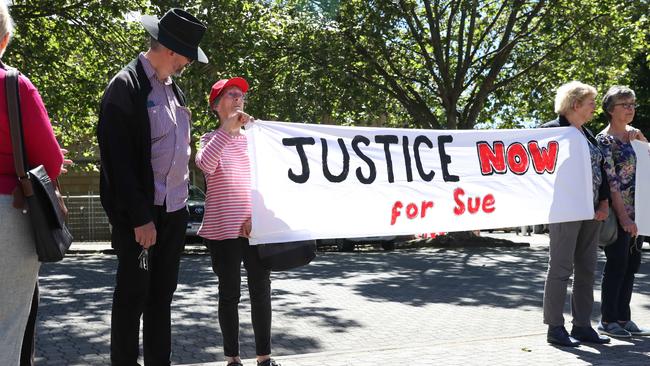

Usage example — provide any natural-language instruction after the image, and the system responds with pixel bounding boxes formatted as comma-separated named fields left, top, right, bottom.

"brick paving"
left=33, top=233, right=650, bottom=365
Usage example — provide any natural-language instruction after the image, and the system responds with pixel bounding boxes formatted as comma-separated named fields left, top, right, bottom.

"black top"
left=97, top=57, right=186, bottom=228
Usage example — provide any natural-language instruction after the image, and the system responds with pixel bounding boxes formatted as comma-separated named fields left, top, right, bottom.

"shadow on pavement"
left=173, top=256, right=324, bottom=361
left=272, top=247, right=550, bottom=308
left=555, top=337, right=650, bottom=365
left=34, top=246, right=650, bottom=364
left=36, top=257, right=115, bottom=364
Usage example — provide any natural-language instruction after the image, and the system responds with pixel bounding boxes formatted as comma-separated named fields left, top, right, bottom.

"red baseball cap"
left=209, top=77, right=249, bottom=106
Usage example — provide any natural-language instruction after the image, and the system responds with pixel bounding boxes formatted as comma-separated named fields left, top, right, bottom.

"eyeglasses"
left=178, top=54, right=193, bottom=68
left=224, top=91, right=247, bottom=101
left=613, top=103, right=638, bottom=110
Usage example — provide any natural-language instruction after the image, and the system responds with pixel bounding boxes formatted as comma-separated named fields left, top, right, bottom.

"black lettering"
left=283, top=137, right=315, bottom=183
left=438, top=135, right=459, bottom=182
left=413, top=135, right=434, bottom=182
left=352, top=135, right=376, bottom=184
left=322, top=138, right=350, bottom=183
left=374, top=135, right=399, bottom=183
left=402, top=136, right=413, bottom=182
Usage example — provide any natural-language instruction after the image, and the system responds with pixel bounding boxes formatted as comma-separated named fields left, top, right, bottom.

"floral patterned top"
left=596, top=133, right=637, bottom=219
left=585, top=137, right=604, bottom=207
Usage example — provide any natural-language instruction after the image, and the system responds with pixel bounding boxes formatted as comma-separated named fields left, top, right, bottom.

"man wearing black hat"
left=97, top=8, right=208, bottom=365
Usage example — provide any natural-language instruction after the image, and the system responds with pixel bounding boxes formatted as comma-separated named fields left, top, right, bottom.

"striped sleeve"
left=195, top=129, right=231, bottom=175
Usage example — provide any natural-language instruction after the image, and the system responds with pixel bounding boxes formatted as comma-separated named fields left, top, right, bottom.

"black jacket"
left=97, top=58, right=186, bottom=228
left=541, top=115, right=610, bottom=204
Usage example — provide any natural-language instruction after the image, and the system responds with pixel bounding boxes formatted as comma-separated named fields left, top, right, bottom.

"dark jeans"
left=110, top=206, right=188, bottom=366
left=601, top=227, right=643, bottom=323
left=206, top=237, right=272, bottom=357
left=20, top=283, right=38, bottom=366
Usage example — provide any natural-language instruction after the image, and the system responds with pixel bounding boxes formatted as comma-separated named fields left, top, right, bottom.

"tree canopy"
left=4, top=0, right=649, bottom=167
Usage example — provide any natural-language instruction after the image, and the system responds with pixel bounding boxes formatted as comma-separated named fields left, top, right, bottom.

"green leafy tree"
left=318, top=0, right=648, bottom=129
left=7, top=0, right=151, bottom=165
left=490, top=0, right=649, bottom=130
left=628, top=51, right=650, bottom=136
left=5, top=0, right=648, bottom=166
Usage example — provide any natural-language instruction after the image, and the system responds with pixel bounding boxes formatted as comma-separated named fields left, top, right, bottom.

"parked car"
left=186, top=185, right=205, bottom=238
left=317, top=236, right=397, bottom=252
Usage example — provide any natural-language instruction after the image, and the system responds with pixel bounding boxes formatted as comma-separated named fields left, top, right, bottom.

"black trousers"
left=601, top=227, right=643, bottom=323
left=110, top=206, right=188, bottom=366
left=207, top=237, right=272, bottom=357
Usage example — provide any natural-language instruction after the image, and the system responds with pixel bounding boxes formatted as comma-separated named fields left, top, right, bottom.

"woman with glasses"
left=597, top=86, right=650, bottom=338
left=195, top=77, right=280, bottom=366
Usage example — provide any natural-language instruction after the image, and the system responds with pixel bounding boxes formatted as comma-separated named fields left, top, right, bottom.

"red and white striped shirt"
left=195, top=129, right=251, bottom=240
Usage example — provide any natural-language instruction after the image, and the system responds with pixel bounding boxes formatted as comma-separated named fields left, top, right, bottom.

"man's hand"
left=134, top=221, right=157, bottom=248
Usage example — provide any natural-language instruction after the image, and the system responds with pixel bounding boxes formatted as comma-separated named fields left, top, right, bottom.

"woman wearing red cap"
left=196, top=77, right=279, bottom=366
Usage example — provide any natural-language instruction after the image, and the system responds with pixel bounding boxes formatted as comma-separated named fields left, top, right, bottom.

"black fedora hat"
left=141, top=8, right=209, bottom=64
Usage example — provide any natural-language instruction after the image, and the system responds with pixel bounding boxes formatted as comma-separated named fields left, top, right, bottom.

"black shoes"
left=571, top=325, right=611, bottom=344
left=547, top=325, right=611, bottom=346
left=547, top=325, right=580, bottom=347
left=257, top=359, right=280, bottom=366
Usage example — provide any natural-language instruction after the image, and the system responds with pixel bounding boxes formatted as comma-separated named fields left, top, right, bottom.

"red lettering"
left=477, top=141, right=506, bottom=175
left=453, top=188, right=496, bottom=215
left=467, top=197, right=481, bottom=214
left=528, top=141, right=559, bottom=174
left=391, top=201, right=403, bottom=225
left=506, top=143, right=529, bottom=174
left=477, top=141, right=558, bottom=176
left=453, top=188, right=466, bottom=215
left=391, top=200, right=436, bottom=224
left=483, top=194, right=495, bottom=213
left=421, top=201, right=434, bottom=218
left=406, top=203, right=418, bottom=219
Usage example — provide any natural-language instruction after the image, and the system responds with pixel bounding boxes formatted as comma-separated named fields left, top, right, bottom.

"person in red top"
left=0, top=3, right=63, bottom=364
left=196, top=77, right=279, bottom=366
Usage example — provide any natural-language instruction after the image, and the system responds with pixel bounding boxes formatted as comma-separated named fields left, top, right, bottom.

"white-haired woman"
left=0, top=3, right=64, bottom=365
left=597, top=86, right=650, bottom=338
left=540, top=81, right=611, bottom=347
left=196, top=77, right=280, bottom=366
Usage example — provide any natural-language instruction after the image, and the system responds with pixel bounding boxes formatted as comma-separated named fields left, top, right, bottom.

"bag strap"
left=5, top=68, right=34, bottom=197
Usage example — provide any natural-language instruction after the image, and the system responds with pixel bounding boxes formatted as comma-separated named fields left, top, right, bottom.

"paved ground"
left=34, top=233, right=650, bottom=365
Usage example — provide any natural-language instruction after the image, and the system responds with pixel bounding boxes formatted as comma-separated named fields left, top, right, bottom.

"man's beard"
left=173, top=65, right=185, bottom=77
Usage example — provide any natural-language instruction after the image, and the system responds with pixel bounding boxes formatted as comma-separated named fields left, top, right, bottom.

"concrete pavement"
left=34, top=233, right=650, bottom=365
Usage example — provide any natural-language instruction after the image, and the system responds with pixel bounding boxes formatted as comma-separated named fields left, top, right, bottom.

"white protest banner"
left=246, top=121, right=594, bottom=245
left=632, top=140, right=650, bottom=236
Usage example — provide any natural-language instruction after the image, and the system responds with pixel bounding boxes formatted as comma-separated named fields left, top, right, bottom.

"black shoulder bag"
left=6, top=68, right=73, bottom=262
left=257, top=240, right=317, bottom=271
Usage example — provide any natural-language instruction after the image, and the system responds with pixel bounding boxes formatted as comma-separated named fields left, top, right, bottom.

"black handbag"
left=6, top=68, right=73, bottom=262
left=599, top=207, right=618, bottom=247
left=257, top=240, right=317, bottom=271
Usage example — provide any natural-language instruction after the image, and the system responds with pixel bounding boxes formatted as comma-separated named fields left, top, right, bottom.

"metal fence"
left=64, top=195, right=111, bottom=241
